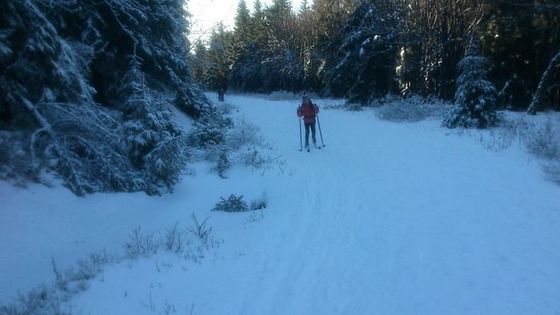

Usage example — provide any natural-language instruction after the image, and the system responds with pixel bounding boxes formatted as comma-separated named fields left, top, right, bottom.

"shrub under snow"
left=0, top=221, right=218, bottom=314
left=375, top=95, right=450, bottom=122
left=524, top=119, right=560, bottom=160
left=213, top=194, right=250, bottom=212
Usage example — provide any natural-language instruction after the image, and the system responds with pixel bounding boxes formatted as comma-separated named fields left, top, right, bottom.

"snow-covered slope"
left=1, top=94, right=560, bottom=314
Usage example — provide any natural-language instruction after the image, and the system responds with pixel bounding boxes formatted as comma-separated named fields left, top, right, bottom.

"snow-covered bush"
left=188, top=106, right=271, bottom=177
left=226, top=117, right=271, bottom=170
left=124, top=227, right=159, bottom=260
left=0, top=132, right=32, bottom=186
left=164, top=223, right=186, bottom=253
left=473, top=114, right=560, bottom=186
left=0, top=251, right=115, bottom=315
left=522, top=118, right=560, bottom=185
left=213, top=194, right=249, bottom=212
left=524, top=119, right=560, bottom=160
left=186, top=214, right=214, bottom=245
left=247, top=195, right=267, bottom=223
left=376, top=95, right=450, bottom=122
left=187, top=106, right=234, bottom=177
left=0, top=221, right=219, bottom=314
left=226, top=119, right=263, bottom=150
left=443, top=45, right=500, bottom=129
left=265, top=90, right=305, bottom=101
left=475, top=118, right=528, bottom=151
left=345, top=102, right=363, bottom=112
left=216, top=151, right=232, bottom=178
left=0, top=285, right=63, bottom=315
left=188, top=106, right=232, bottom=149
left=250, top=196, right=268, bottom=211
left=239, top=147, right=269, bottom=169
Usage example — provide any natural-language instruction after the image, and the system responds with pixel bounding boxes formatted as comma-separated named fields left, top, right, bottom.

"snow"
left=2, top=94, right=560, bottom=314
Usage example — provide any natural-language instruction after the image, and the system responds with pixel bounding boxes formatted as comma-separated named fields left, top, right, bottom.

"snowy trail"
left=213, top=95, right=560, bottom=314
left=2, top=94, right=560, bottom=314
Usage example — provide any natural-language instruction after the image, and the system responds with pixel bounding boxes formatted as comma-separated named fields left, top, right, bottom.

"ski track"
left=2, top=94, right=560, bottom=314
left=219, top=95, right=560, bottom=315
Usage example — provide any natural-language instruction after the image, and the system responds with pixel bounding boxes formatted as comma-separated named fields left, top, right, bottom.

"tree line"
left=192, top=0, right=560, bottom=113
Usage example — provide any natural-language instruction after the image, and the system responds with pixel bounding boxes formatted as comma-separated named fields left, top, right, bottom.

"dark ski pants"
left=304, top=122, right=316, bottom=148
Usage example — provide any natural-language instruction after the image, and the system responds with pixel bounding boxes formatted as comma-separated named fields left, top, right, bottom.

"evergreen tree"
left=250, top=0, right=268, bottom=45
left=118, top=51, right=186, bottom=194
left=234, top=0, right=251, bottom=38
left=206, top=23, right=232, bottom=92
left=0, top=0, right=213, bottom=195
left=444, top=41, right=499, bottom=129
left=191, top=42, right=208, bottom=88
left=230, top=0, right=252, bottom=82
left=322, top=1, right=403, bottom=102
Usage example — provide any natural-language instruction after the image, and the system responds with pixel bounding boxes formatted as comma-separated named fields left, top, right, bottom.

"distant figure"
left=297, top=93, right=320, bottom=151
left=218, top=88, right=225, bottom=102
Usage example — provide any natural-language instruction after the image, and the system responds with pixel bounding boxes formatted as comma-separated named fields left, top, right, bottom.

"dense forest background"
left=193, top=0, right=560, bottom=113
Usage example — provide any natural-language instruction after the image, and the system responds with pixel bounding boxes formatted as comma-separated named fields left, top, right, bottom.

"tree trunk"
left=527, top=50, right=560, bottom=115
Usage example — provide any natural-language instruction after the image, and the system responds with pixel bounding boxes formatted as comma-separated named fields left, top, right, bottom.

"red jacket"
left=297, top=102, right=319, bottom=124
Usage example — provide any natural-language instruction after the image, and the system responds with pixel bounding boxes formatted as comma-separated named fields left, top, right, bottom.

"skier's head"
left=302, top=92, right=310, bottom=104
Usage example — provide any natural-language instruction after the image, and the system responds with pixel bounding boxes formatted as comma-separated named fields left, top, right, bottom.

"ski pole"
left=317, top=115, right=325, bottom=147
left=299, top=116, right=303, bottom=151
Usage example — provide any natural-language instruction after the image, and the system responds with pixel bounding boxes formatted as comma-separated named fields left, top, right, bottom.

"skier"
left=297, top=93, right=320, bottom=151
left=217, top=87, right=225, bottom=102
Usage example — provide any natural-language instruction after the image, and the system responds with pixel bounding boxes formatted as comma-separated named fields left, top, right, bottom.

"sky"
left=188, top=0, right=306, bottom=45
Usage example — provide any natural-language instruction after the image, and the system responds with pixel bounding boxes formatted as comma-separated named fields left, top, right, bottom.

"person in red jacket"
left=297, top=94, right=320, bottom=150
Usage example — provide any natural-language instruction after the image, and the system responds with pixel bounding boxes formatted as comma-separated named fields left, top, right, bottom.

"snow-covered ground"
left=1, top=94, right=560, bottom=314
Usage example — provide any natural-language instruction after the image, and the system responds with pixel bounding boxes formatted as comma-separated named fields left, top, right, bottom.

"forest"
left=193, top=0, right=560, bottom=113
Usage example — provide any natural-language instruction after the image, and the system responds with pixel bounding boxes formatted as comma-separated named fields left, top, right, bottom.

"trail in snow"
left=208, top=95, right=560, bottom=315
left=2, top=94, right=560, bottom=314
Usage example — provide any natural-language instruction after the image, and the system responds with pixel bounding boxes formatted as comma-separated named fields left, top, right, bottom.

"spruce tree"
left=322, top=1, right=402, bottom=102
left=206, top=23, right=232, bottom=93
left=0, top=0, right=212, bottom=195
left=231, top=0, right=252, bottom=68
left=444, top=41, right=499, bottom=129
left=191, top=42, right=208, bottom=88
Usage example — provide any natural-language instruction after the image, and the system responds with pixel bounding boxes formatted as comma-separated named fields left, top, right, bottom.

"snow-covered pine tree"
left=206, top=24, right=231, bottom=93
left=443, top=40, right=499, bottom=129
left=118, top=51, right=187, bottom=194
left=1, top=0, right=217, bottom=195
left=0, top=1, right=135, bottom=195
left=322, top=1, right=403, bottom=103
